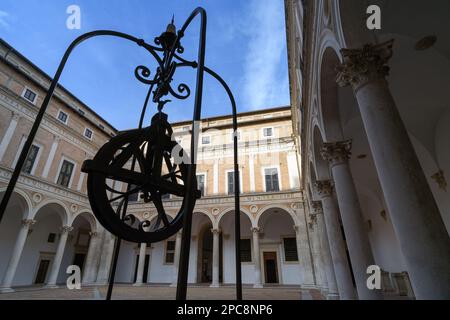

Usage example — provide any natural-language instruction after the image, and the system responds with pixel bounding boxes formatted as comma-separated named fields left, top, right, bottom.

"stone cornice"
left=0, top=165, right=89, bottom=207
left=0, top=86, right=102, bottom=156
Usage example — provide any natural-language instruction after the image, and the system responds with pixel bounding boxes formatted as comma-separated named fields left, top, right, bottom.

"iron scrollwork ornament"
left=81, top=18, right=200, bottom=243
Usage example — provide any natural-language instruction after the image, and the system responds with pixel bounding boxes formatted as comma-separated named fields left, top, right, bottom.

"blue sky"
left=0, top=0, right=290, bottom=130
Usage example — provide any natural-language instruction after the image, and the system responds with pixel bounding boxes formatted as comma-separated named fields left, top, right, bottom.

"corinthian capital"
left=320, top=140, right=352, bottom=166
left=61, top=226, right=74, bottom=234
left=21, top=219, right=36, bottom=227
left=310, top=201, right=323, bottom=215
left=314, top=180, right=334, bottom=198
left=336, top=39, right=394, bottom=89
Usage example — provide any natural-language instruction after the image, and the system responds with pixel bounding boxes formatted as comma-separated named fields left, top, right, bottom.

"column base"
left=132, top=282, right=144, bottom=287
left=327, top=293, right=340, bottom=300
left=300, top=284, right=317, bottom=290
left=0, top=287, right=14, bottom=293
left=44, top=284, right=60, bottom=289
left=253, top=284, right=263, bottom=289
left=169, top=283, right=177, bottom=287
left=210, top=283, right=220, bottom=288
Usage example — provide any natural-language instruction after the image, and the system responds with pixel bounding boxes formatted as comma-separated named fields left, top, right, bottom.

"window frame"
left=240, top=238, right=252, bottom=263
left=261, top=127, right=274, bottom=138
left=164, top=239, right=176, bottom=264
left=57, top=109, right=69, bottom=125
left=196, top=172, right=207, bottom=197
left=21, top=87, right=38, bottom=105
left=12, top=136, right=43, bottom=176
left=225, top=169, right=243, bottom=195
left=84, top=127, right=93, bottom=140
left=201, top=135, right=211, bottom=145
left=282, top=236, right=299, bottom=263
left=54, top=156, right=76, bottom=188
left=261, top=166, right=282, bottom=192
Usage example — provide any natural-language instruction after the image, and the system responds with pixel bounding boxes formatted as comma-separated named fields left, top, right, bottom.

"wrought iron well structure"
left=0, top=7, right=242, bottom=300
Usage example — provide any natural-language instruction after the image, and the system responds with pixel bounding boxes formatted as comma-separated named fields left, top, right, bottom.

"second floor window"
left=264, top=168, right=280, bottom=192
left=23, top=89, right=37, bottom=103
left=263, top=127, right=273, bottom=138
left=84, top=128, right=93, bottom=140
left=57, top=110, right=68, bottom=124
left=165, top=240, right=176, bottom=263
left=22, top=144, right=40, bottom=174
left=57, top=160, right=74, bottom=187
left=197, top=174, right=205, bottom=197
left=227, top=171, right=235, bottom=195
left=202, top=136, right=211, bottom=145
left=240, top=239, right=252, bottom=262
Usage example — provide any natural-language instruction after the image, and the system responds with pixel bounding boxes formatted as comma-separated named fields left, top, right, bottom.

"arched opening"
left=0, top=190, right=31, bottom=287
left=23, top=202, right=66, bottom=286
left=197, top=223, right=213, bottom=283
left=256, top=207, right=299, bottom=285
left=217, top=210, right=252, bottom=285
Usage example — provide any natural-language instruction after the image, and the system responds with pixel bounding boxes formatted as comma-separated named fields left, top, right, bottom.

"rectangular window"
left=231, top=130, right=241, bottom=141
left=77, top=109, right=85, bottom=116
left=98, top=124, right=105, bottom=130
left=22, top=144, right=40, bottom=174
left=227, top=171, right=235, bottom=195
left=165, top=240, right=176, bottom=263
left=202, top=136, right=211, bottom=145
left=240, top=239, right=252, bottom=262
left=263, top=127, right=273, bottom=137
left=47, top=233, right=56, bottom=243
left=84, top=128, right=93, bottom=140
left=57, top=160, right=74, bottom=187
left=197, top=174, right=205, bottom=197
left=23, top=89, right=37, bottom=103
left=283, top=237, right=299, bottom=262
left=57, top=110, right=68, bottom=124
left=264, top=168, right=280, bottom=192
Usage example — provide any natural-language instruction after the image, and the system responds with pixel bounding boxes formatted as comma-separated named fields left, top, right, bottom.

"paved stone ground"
left=0, top=284, right=324, bottom=300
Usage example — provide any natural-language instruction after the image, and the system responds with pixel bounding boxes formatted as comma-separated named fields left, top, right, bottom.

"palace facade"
left=0, top=38, right=311, bottom=292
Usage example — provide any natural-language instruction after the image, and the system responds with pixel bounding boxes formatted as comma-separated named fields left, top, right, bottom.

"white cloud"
left=241, top=0, right=288, bottom=110
left=0, top=10, right=10, bottom=29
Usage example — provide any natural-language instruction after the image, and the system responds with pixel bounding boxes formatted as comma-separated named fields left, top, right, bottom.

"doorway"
left=263, top=252, right=279, bottom=284
left=34, top=258, right=51, bottom=284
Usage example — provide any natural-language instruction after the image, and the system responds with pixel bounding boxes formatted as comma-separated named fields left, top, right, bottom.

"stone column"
left=133, top=243, right=147, bottom=286
left=321, top=141, right=381, bottom=299
left=46, top=226, right=73, bottom=287
left=171, top=231, right=182, bottom=286
left=95, top=232, right=115, bottom=284
left=293, top=218, right=315, bottom=287
left=210, top=228, right=220, bottom=287
left=0, top=219, right=35, bottom=292
left=251, top=227, right=263, bottom=288
left=308, top=218, right=326, bottom=288
left=315, top=182, right=357, bottom=300
left=311, top=206, right=339, bottom=299
left=82, top=231, right=100, bottom=284
left=0, top=112, right=20, bottom=162
left=337, top=39, right=450, bottom=299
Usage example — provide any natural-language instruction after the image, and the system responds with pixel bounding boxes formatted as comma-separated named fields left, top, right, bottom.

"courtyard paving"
left=0, top=284, right=324, bottom=300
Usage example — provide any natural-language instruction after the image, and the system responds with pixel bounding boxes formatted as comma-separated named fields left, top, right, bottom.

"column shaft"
left=252, top=228, right=262, bottom=288
left=171, top=232, right=182, bottom=286
left=211, top=229, right=220, bottom=287
left=1, top=219, right=34, bottom=292
left=294, top=221, right=315, bottom=287
left=82, top=232, right=100, bottom=284
left=46, top=226, right=72, bottom=287
left=316, top=213, right=339, bottom=299
left=134, top=243, right=147, bottom=286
